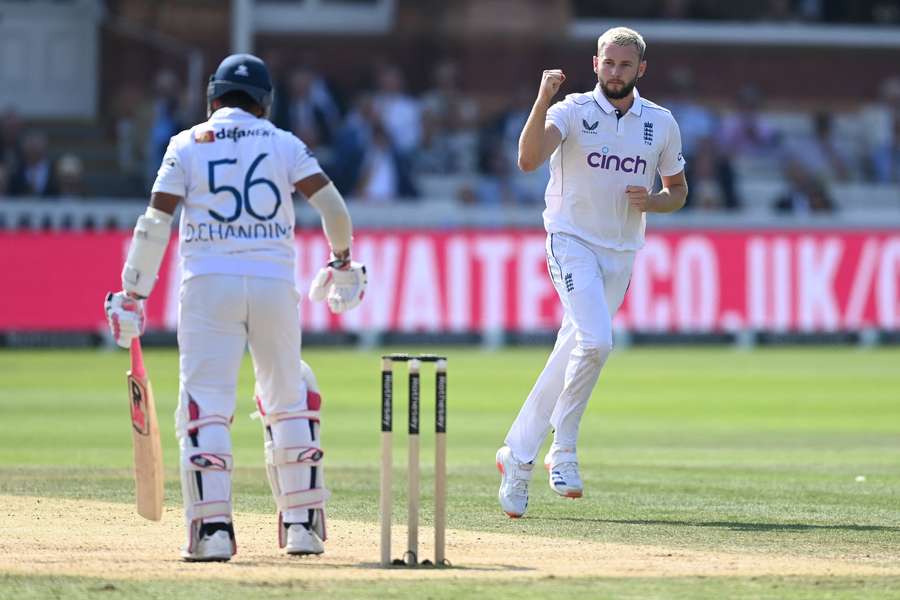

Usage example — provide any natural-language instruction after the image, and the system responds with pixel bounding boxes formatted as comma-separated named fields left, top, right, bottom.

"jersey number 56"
left=207, top=152, right=281, bottom=223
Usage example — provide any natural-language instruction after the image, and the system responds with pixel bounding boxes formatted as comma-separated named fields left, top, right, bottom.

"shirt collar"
left=210, top=107, right=257, bottom=120
left=592, top=84, right=643, bottom=117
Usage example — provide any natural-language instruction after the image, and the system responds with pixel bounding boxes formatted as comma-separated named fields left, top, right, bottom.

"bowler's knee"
left=568, top=345, right=609, bottom=381
left=575, top=338, right=613, bottom=363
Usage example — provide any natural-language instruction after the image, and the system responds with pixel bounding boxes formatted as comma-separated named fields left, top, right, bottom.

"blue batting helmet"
left=207, top=53, right=273, bottom=113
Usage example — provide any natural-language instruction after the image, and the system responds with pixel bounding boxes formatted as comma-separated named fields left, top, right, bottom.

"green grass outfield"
left=1, top=346, right=899, bottom=598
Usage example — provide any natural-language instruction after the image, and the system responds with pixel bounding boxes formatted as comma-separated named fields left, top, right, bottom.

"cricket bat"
left=127, top=337, right=164, bottom=521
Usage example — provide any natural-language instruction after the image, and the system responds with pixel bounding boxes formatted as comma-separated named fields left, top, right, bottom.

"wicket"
left=380, top=353, right=448, bottom=567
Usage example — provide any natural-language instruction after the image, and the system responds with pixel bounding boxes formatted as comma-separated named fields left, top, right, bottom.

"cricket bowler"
left=497, top=27, right=689, bottom=517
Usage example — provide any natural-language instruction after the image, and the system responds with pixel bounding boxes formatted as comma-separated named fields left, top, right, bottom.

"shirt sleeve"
left=545, top=99, right=571, bottom=140
left=151, top=137, right=188, bottom=196
left=658, top=118, right=687, bottom=177
left=289, top=135, right=324, bottom=184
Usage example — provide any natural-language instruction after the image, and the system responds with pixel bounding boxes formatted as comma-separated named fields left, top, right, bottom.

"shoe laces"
left=553, top=462, right=579, bottom=480
left=510, top=476, right=529, bottom=496
left=508, top=463, right=532, bottom=496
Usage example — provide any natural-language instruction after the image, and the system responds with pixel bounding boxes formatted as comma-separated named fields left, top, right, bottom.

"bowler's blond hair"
left=597, top=27, right=646, bottom=61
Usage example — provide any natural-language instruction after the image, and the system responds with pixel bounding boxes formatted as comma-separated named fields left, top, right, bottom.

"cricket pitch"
left=2, top=495, right=897, bottom=582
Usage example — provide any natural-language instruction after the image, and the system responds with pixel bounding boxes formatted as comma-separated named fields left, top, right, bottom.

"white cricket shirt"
left=544, top=86, right=686, bottom=250
left=152, top=107, right=322, bottom=284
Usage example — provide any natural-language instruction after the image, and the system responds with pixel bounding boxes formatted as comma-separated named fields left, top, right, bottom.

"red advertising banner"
left=2, top=229, right=899, bottom=333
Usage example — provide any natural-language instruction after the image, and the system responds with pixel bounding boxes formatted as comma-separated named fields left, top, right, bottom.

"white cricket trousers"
left=175, top=274, right=313, bottom=526
left=505, top=233, right=634, bottom=464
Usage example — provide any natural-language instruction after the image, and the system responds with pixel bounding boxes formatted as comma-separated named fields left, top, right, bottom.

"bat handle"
left=130, top=338, right=146, bottom=379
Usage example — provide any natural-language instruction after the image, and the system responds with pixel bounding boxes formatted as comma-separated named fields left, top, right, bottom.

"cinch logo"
left=587, top=147, right=647, bottom=174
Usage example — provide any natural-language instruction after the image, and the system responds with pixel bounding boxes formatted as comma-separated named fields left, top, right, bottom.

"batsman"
left=104, top=53, right=367, bottom=561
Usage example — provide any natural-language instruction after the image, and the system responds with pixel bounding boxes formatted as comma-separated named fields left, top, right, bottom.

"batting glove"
left=308, top=258, right=367, bottom=314
left=104, top=291, right=145, bottom=349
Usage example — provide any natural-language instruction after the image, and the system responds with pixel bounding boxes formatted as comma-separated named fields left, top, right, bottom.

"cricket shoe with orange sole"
left=544, top=449, right=583, bottom=498
left=496, top=446, right=533, bottom=518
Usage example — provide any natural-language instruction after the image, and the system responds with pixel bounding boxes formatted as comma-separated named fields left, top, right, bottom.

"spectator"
left=144, top=69, right=184, bottom=190
left=355, top=123, right=401, bottom=203
left=328, top=93, right=377, bottom=195
left=870, top=117, right=900, bottom=183
left=690, top=179, right=727, bottom=210
left=860, top=77, right=900, bottom=159
left=718, top=85, right=779, bottom=158
left=473, top=142, right=536, bottom=206
left=784, top=112, right=855, bottom=181
left=665, top=69, right=716, bottom=159
left=262, top=50, right=292, bottom=132
left=479, top=85, right=533, bottom=176
left=286, top=67, right=340, bottom=153
left=478, top=85, right=552, bottom=205
left=330, top=94, right=417, bottom=201
left=417, top=109, right=458, bottom=175
left=663, top=69, right=740, bottom=209
left=420, top=60, right=479, bottom=174
left=1, top=108, right=24, bottom=180
left=686, top=136, right=739, bottom=210
left=8, top=131, right=59, bottom=197
left=861, top=77, right=900, bottom=183
left=56, top=154, right=85, bottom=198
left=112, top=84, right=145, bottom=194
left=372, top=64, right=422, bottom=158
left=0, top=164, right=9, bottom=197
left=773, top=160, right=835, bottom=214
left=294, top=51, right=344, bottom=126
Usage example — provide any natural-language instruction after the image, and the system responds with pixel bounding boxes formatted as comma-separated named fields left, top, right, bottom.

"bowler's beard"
left=600, top=73, right=638, bottom=100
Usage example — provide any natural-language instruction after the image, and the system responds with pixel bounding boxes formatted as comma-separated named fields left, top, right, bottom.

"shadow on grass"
left=228, top=559, right=531, bottom=572
left=536, top=517, right=900, bottom=533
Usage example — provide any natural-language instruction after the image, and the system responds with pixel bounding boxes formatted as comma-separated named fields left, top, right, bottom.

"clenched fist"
left=538, top=69, right=566, bottom=104
left=626, top=185, right=652, bottom=212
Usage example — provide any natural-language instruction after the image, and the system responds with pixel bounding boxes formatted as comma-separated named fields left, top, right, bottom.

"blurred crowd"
left=260, top=55, right=548, bottom=206
left=0, top=112, right=86, bottom=200
left=3, top=58, right=900, bottom=216
left=573, top=0, right=900, bottom=24
left=664, top=71, right=900, bottom=213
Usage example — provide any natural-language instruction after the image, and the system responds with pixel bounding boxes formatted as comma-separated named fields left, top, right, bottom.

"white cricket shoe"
left=285, top=524, right=325, bottom=556
left=544, top=450, right=583, bottom=498
left=181, top=530, right=234, bottom=562
left=496, top=446, right=533, bottom=518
